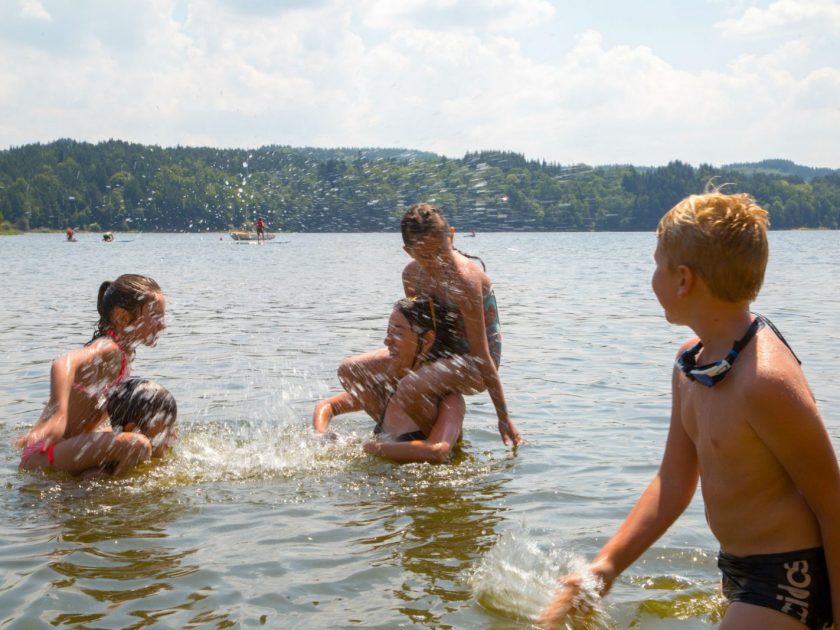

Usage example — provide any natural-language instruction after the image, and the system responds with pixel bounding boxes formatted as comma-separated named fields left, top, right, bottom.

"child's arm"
left=402, top=262, right=419, bottom=298
left=17, top=348, right=88, bottom=448
left=458, top=276, right=521, bottom=446
left=539, top=367, right=699, bottom=627
left=363, top=393, right=464, bottom=464
left=312, top=392, right=362, bottom=433
left=747, top=373, right=840, bottom=619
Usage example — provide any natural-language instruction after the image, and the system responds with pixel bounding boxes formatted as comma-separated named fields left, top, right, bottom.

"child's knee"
left=394, top=371, right=435, bottom=401
left=337, top=357, right=358, bottom=385
left=115, top=432, right=152, bottom=462
left=392, top=378, right=437, bottom=413
left=429, top=442, right=452, bottom=464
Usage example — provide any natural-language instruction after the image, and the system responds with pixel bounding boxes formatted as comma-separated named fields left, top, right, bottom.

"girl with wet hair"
left=313, top=296, right=466, bottom=464
left=92, top=274, right=162, bottom=343
left=17, top=274, right=167, bottom=476
left=339, top=203, right=521, bottom=447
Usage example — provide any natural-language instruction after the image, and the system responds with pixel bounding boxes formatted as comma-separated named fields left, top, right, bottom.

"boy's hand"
left=537, top=575, right=588, bottom=628
left=538, top=562, right=612, bottom=628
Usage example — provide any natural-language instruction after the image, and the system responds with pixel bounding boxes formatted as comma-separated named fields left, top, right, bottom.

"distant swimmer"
left=255, top=217, right=267, bottom=243
left=338, top=203, right=521, bottom=447
left=16, top=274, right=169, bottom=477
left=66, top=227, right=76, bottom=242
left=539, top=190, right=839, bottom=630
left=313, top=296, right=465, bottom=464
left=102, top=232, right=114, bottom=242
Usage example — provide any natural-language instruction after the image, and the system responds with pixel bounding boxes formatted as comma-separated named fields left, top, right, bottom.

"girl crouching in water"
left=17, top=274, right=167, bottom=476
left=339, top=203, right=521, bottom=446
left=314, top=296, right=465, bottom=464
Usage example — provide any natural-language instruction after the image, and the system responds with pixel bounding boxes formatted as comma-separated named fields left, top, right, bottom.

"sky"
left=1, top=0, right=839, bottom=168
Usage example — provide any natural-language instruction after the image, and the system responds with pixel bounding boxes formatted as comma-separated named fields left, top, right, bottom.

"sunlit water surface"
left=1, top=231, right=838, bottom=629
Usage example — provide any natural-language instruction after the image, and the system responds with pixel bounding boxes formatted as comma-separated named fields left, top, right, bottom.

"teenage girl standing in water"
left=339, top=203, right=521, bottom=446
left=17, top=274, right=168, bottom=475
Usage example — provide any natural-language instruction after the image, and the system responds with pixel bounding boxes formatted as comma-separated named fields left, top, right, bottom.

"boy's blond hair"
left=657, top=191, right=769, bottom=302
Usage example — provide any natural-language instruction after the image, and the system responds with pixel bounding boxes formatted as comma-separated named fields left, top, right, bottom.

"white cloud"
left=361, top=0, right=554, bottom=32
left=0, top=0, right=838, bottom=166
left=795, top=66, right=840, bottom=108
left=19, top=0, right=50, bottom=21
left=717, top=0, right=840, bottom=37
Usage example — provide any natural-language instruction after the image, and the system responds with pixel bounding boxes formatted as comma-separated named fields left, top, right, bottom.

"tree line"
left=1, top=139, right=838, bottom=233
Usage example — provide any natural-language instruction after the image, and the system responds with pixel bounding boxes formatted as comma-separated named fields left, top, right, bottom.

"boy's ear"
left=123, top=422, right=137, bottom=433
left=676, top=265, right=696, bottom=296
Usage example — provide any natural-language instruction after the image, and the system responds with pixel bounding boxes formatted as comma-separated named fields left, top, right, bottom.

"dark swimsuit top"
left=415, top=266, right=502, bottom=368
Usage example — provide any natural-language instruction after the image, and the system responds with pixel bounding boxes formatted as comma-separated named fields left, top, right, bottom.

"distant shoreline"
left=4, top=227, right=837, bottom=237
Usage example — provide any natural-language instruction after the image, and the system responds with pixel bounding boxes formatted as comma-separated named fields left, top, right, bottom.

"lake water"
left=1, top=231, right=838, bottom=629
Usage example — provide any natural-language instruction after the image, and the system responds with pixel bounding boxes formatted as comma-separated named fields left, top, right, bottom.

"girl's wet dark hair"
left=107, top=378, right=177, bottom=433
left=394, top=296, right=460, bottom=361
left=400, top=203, right=449, bottom=246
left=91, top=274, right=161, bottom=343
left=400, top=203, right=486, bottom=271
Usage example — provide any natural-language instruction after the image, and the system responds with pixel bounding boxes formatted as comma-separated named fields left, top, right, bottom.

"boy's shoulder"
left=750, top=324, right=806, bottom=387
left=736, top=327, right=816, bottom=429
left=674, top=325, right=808, bottom=406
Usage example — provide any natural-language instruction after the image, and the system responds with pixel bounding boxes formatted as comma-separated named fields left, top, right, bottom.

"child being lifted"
left=540, top=189, right=839, bottom=629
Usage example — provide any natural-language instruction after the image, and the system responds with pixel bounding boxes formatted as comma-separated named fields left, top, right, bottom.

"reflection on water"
left=3, top=474, right=232, bottom=629
left=356, top=453, right=513, bottom=623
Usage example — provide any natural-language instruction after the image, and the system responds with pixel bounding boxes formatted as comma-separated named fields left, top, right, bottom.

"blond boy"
left=539, top=191, right=839, bottom=629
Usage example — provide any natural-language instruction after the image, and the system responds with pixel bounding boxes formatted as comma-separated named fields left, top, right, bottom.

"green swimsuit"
left=417, top=267, right=502, bottom=368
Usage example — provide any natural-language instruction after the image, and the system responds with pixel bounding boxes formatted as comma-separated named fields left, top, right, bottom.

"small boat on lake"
left=229, top=231, right=276, bottom=241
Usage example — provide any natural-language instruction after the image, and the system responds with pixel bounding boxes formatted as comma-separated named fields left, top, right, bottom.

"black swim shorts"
left=718, top=546, right=834, bottom=630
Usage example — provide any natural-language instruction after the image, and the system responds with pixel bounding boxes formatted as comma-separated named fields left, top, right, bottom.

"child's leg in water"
left=22, top=431, right=152, bottom=476
left=386, top=357, right=483, bottom=435
left=338, top=347, right=399, bottom=418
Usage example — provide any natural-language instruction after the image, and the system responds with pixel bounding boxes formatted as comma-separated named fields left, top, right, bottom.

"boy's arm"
left=748, top=374, right=840, bottom=619
left=539, top=367, right=699, bottom=627
left=312, top=392, right=362, bottom=433
left=364, top=393, right=464, bottom=464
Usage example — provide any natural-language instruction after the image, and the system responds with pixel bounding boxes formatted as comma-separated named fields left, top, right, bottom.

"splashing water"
left=469, top=528, right=613, bottom=628
left=150, top=419, right=368, bottom=485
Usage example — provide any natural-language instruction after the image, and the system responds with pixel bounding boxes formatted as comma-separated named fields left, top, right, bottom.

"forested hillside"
left=1, top=139, right=838, bottom=232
